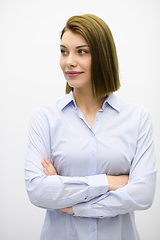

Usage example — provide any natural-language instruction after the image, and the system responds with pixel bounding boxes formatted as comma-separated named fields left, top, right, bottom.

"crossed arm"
left=26, top=108, right=157, bottom=218
left=41, top=157, right=129, bottom=215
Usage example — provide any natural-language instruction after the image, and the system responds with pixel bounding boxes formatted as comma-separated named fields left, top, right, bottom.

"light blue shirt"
left=25, top=92, right=157, bottom=240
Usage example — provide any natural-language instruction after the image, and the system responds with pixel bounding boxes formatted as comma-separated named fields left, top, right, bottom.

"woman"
left=25, top=14, right=157, bottom=240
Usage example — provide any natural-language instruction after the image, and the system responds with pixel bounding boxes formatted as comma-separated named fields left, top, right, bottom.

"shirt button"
left=99, top=190, right=102, bottom=194
left=91, top=151, right=95, bottom=156
left=91, top=171, right=95, bottom=175
left=92, top=227, right=95, bottom=232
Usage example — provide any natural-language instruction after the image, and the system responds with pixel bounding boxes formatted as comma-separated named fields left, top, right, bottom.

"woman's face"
left=60, top=30, right=92, bottom=91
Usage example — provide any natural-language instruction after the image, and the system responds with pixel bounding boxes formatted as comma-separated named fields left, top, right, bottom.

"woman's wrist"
left=107, top=175, right=129, bottom=191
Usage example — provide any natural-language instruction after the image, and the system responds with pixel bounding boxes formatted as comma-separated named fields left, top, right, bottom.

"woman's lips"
left=66, top=71, right=83, bottom=78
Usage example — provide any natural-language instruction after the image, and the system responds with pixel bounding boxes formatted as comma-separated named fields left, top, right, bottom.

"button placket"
left=89, top=132, right=97, bottom=176
left=88, top=130, right=98, bottom=240
left=89, top=218, right=97, bottom=240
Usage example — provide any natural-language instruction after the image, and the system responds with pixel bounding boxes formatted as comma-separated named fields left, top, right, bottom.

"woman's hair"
left=60, top=14, right=120, bottom=98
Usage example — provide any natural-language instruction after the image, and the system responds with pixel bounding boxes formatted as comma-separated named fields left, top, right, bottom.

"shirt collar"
left=103, top=93, right=120, bottom=112
left=59, top=91, right=77, bottom=110
left=59, top=91, right=120, bottom=112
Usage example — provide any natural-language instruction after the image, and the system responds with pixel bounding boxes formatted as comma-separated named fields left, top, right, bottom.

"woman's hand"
left=41, top=157, right=58, bottom=176
left=107, top=175, right=129, bottom=191
left=60, top=207, right=74, bottom=215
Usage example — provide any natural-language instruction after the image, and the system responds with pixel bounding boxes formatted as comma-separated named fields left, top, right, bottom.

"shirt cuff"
left=72, top=200, right=106, bottom=218
left=73, top=201, right=91, bottom=217
left=86, top=174, right=109, bottom=200
left=72, top=174, right=109, bottom=217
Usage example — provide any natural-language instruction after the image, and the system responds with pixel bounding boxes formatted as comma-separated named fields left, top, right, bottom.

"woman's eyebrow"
left=76, top=45, right=89, bottom=49
left=60, top=44, right=89, bottom=48
left=60, top=45, right=67, bottom=48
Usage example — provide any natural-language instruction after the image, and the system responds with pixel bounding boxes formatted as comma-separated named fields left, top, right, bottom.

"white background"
left=0, top=0, right=160, bottom=239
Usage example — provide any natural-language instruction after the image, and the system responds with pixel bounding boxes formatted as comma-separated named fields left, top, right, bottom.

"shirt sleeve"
left=72, top=110, right=157, bottom=218
left=25, top=108, right=109, bottom=210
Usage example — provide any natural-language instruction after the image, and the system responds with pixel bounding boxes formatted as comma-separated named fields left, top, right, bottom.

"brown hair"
left=60, top=14, right=120, bottom=98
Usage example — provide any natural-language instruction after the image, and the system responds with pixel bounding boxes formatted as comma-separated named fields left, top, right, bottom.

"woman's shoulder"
left=29, top=100, right=58, bottom=124
left=30, top=93, right=74, bottom=122
left=113, top=94, right=151, bottom=123
left=117, top=95, right=149, bottom=113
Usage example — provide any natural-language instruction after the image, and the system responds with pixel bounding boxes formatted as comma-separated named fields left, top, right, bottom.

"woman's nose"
left=66, top=53, right=77, bottom=68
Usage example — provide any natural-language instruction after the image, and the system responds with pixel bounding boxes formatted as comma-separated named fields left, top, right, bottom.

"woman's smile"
left=66, top=71, right=83, bottom=78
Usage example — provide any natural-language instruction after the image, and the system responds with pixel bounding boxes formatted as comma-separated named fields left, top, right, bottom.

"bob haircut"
left=60, top=14, right=120, bottom=98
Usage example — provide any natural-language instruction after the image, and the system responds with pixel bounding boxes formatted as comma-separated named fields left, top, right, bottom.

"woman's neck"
left=73, top=88, right=105, bottom=114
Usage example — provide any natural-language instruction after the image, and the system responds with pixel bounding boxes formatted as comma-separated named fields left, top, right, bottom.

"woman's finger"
left=43, top=167, right=51, bottom=176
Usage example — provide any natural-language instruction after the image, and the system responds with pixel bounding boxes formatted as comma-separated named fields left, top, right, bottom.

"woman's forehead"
left=61, top=30, right=88, bottom=48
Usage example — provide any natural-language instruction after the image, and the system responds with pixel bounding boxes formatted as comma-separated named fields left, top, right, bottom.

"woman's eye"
left=78, top=49, right=88, bottom=55
left=60, top=49, right=68, bottom=56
